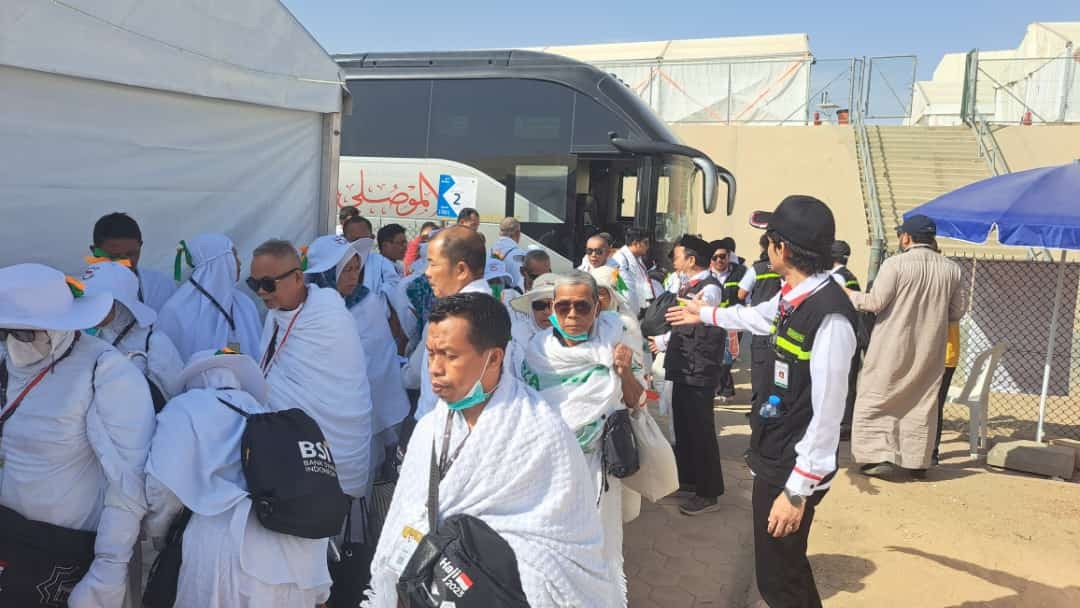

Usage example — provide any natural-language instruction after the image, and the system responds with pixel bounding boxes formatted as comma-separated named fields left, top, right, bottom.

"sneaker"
left=674, top=484, right=697, bottom=497
left=859, top=462, right=897, bottom=477
left=679, top=496, right=721, bottom=516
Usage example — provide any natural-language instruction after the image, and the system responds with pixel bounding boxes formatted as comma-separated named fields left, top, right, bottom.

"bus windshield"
left=655, top=155, right=699, bottom=258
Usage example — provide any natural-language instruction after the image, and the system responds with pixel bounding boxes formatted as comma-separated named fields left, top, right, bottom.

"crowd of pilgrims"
left=0, top=203, right=850, bottom=607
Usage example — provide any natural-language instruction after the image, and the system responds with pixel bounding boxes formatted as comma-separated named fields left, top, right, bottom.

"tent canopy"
left=1, top=0, right=344, bottom=113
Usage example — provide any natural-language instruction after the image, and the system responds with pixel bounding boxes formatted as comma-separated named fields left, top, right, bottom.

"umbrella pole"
left=1036, top=249, right=1067, bottom=443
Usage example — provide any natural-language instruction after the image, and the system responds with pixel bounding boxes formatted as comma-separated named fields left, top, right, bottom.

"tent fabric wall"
left=2, top=0, right=343, bottom=113
left=0, top=65, right=323, bottom=276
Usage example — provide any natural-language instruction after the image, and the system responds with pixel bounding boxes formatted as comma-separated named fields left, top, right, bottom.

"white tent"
left=533, top=35, right=813, bottom=125
left=0, top=0, right=346, bottom=275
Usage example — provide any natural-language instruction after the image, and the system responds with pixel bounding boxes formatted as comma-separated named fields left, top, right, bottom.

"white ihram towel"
left=366, top=376, right=616, bottom=608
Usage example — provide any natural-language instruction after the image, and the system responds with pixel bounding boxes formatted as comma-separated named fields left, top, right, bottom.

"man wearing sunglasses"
left=0, top=264, right=155, bottom=607
left=249, top=239, right=373, bottom=564
left=522, top=272, right=645, bottom=605
left=521, top=249, right=552, bottom=292
left=666, top=196, right=857, bottom=608
left=708, top=237, right=747, bottom=401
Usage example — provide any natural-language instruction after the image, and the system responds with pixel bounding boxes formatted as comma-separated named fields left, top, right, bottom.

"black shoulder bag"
left=396, top=415, right=531, bottom=607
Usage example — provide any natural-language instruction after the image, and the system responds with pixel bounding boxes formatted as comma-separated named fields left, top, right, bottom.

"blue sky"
left=281, top=0, right=1077, bottom=79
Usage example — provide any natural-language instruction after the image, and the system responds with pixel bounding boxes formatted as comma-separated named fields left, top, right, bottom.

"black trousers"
left=672, top=382, right=725, bottom=498
left=841, top=350, right=863, bottom=430
left=752, top=478, right=826, bottom=608
left=717, top=364, right=736, bottom=397
left=933, top=366, right=957, bottom=461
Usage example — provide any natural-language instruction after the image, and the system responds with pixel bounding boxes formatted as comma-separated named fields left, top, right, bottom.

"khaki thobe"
left=850, top=246, right=965, bottom=468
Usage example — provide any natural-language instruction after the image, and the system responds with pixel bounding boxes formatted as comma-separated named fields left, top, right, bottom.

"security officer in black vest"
left=653, top=235, right=727, bottom=516
left=666, top=196, right=857, bottom=608
left=830, top=240, right=863, bottom=439
left=745, top=233, right=784, bottom=411
left=708, top=237, right=746, bottom=400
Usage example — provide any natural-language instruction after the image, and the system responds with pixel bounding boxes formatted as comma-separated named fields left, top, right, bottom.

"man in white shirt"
left=89, top=212, right=176, bottom=312
left=492, top=217, right=527, bottom=292
left=666, top=195, right=856, bottom=608
left=577, top=233, right=619, bottom=273
left=611, top=227, right=654, bottom=314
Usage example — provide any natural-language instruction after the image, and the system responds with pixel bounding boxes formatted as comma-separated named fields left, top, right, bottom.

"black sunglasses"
left=712, top=253, right=729, bottom=260
left=531, top=300, right=552, bottom=312
left=0, top=328, right=37, bottom=343
left=246, top=268, right=300, bottom=293
left=585, top=247, right=607, bottom=256
left=553, top=299, right=594, bottom=316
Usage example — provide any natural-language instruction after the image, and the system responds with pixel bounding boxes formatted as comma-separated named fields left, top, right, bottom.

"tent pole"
left=1036, top=249, right=1068, bottom=443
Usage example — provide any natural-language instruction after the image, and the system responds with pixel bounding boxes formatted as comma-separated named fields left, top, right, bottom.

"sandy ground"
left=628, top=369, right=1080, bottom=608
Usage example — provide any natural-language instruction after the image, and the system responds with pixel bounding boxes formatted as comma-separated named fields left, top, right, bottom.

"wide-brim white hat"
left=305, top=235, right=374, bottom=275
left=80, top=261, right=157, bottom=328
left=0, top=263, right=114, bottom=331
left=509, top=273, right=559, bottom=314
left=177, top=349, right=269, bottom=403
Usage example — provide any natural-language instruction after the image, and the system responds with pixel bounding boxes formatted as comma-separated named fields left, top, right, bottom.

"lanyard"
left=773, top=279, right=829, bottom=332
left=190, top=278, right=236, bottom=331
left=0, top=332, right=81, bottom=435
left=260, top=304, right=303, bottom=375
left=111, top=320, right=138, bottom=347
left=437, top=412, right=471, bottom=480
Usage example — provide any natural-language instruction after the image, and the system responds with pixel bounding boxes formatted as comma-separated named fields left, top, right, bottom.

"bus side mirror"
left=692, top=159, right=736, bottom=216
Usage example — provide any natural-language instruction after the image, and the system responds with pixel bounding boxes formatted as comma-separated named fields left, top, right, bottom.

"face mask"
left=84, top=327, right=100, bottom=337
left=446, top=351, right=495, bottom=411
left=5, top=332, right=53, bottom=368
left=549, top=314, right=589, bottom=343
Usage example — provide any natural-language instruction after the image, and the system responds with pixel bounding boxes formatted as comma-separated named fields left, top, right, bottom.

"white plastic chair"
left=947, top=342, right=1008, bottom=459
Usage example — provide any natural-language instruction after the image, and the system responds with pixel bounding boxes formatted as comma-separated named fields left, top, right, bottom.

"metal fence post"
left=727, top=63, right=733, bottom=125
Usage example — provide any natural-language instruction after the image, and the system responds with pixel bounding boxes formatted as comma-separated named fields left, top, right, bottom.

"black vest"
left=749, top=279, right=856, bottom=488
left=833, top=266, right=861, bottom=291
left=750, top=259, right=782, bottom=306
left=664, top=276, right=726, bottom=387
left=719, top=264, right=747, bottom=308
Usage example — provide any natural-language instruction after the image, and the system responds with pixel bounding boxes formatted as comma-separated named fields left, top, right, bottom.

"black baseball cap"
left=831, top=240, right=852, bottom=259
left=761, top=195, right=835, bottom=258
left=898, top=214, right=937, bottom=239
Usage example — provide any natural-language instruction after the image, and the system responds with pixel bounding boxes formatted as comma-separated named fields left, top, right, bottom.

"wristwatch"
left=783, top=488, right=805, bottom=507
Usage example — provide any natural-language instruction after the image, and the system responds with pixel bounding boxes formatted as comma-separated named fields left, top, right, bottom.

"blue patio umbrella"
left=906, top=160, right=1080, bottom=442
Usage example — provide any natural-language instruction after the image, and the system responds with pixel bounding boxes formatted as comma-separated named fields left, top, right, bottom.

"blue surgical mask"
left=549, top=314, right=589, bottom=343
left=446, top=351, right=495, bottom=411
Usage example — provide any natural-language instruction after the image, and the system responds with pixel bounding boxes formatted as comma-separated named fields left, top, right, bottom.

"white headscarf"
left=156, top=234, right=262, bottom=361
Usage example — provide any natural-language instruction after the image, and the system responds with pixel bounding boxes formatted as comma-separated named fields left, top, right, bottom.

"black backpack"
left=218, top=398, right=350, bottom=539
left=397, top=430, right=530, bottom=607
left=640, top=291, right=678, bottom=337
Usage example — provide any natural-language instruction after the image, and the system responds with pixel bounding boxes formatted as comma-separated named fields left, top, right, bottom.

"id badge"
left=387, top=515, right=428, bottom=575
left=774, top=360, right=790, bottom=389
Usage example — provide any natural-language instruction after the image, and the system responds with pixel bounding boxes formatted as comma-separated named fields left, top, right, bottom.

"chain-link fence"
left=944, top=257, right=1080, bottom=441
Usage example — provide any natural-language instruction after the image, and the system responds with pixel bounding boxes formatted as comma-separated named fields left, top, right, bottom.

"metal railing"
left=851, top=61, right=888, bottom=281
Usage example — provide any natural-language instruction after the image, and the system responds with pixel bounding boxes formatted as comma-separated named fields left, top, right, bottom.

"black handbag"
left=326, top=502, right=376, bottom=608
left=395, top=422, right=530, bottom=607
left=0, top=504, right=96, bottom=608
left=141, top=508, right=192, bottom=607
left=602, top=408, right=640, bottom=479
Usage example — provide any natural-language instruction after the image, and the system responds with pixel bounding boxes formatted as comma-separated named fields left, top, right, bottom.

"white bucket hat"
left=305, top=235, right=374, bottom=275
left=177, top=348, right=268, bottom=403
left=484, top=256, right=514, bottom=284
left=509, top=273, right=559, bottom=314
left=81, top=261, right=157, bottom=328
left=0, top=263, right=114, bottom=331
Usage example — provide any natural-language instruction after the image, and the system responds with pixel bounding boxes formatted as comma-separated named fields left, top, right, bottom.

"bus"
left=333, top=50, right=734, bottom=269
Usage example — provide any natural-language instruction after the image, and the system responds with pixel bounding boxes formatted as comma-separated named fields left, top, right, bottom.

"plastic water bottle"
left=760, top=395, right=782, bottom=419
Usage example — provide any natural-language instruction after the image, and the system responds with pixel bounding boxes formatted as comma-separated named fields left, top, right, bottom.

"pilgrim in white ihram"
left=0, top=264, right=156, bottom=607
left=156, top=234, right=262, bottom=361
left=144, top=350, right=332, bottom=607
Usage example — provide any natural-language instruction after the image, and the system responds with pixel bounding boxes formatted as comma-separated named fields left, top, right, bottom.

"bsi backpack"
left=218, top=398, right=350, bottom=539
